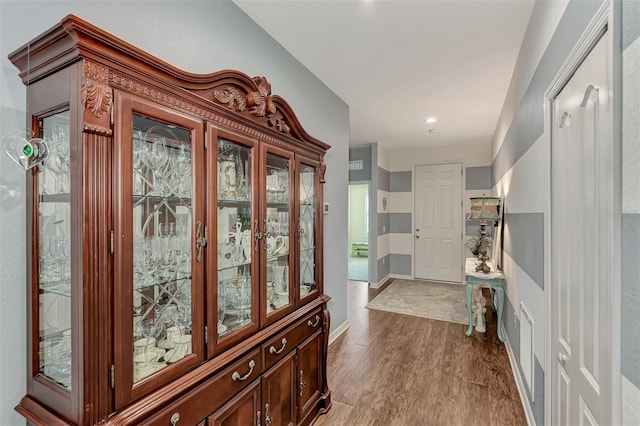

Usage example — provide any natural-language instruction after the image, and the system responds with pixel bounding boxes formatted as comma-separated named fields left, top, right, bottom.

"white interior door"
left=414, top=163, right=462, bottom=282
left=551, top=33, right=612, bottom=425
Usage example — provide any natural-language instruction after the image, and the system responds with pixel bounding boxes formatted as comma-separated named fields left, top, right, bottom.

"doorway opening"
left=348, top=183, right=369, bottom=282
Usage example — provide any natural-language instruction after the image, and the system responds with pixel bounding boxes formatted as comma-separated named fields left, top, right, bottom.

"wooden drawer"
left=142, top=348, right=262, bottom=425
left=262, top=309, right=322, bottom=370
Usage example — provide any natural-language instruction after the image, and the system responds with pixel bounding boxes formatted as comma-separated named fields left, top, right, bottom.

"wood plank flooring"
left=315, top=280, right=527, bottom=426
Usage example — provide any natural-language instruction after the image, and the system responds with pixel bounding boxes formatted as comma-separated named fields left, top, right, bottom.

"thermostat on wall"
left=323, top=203, right=330, bottom=214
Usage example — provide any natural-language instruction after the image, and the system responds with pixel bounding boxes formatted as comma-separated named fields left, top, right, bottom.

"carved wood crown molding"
left=213, top=76, right=290, bottom=134
left=82, top=60, right=113, bottom=135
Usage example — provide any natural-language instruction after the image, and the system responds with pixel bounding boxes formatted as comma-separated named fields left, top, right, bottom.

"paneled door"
left=414, top=163, right=462, bottom=282
left=551, top=32, right=612, bottom=425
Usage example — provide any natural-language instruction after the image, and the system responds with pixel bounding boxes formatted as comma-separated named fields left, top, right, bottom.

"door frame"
left=543, top=2, right=621, bottom=424
left=412, top=161, right=464, bottom=283
left=347, top=180, right=372, bottom=282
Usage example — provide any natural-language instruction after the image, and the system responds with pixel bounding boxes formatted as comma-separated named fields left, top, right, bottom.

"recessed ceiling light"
left=425, top=117, right=437, bottom=124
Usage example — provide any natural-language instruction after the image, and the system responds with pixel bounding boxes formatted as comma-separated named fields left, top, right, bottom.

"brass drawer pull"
left=264, top=403, right=273, bottom=426
left=232, top=359, right=256, bottom=381
left=269, top=338, right=287, bottom=355
left=307, top=315, right=320, bottom=328
left=299, top=370, right=307, bottom=397
left=170, top=412, right=181, bottom=425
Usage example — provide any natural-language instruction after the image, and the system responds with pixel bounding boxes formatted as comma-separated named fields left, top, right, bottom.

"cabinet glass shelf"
left=38, top=193, right=71, bottom=203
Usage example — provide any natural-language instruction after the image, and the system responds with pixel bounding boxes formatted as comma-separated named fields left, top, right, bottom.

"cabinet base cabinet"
left=208, top=380, right=262, bottom=426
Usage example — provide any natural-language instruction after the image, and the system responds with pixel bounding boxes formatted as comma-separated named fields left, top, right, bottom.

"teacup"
left=166, top=325, right=185, bottom=343
left=174, top=335, right=192, bottom=355
left=133, top=337, right=156, bottom=355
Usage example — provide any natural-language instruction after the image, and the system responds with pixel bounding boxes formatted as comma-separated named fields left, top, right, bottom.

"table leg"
left=490, top=288, right=497, bottom=313
left=466, top=283, right=474, bottom=336
left=496, top=285, right=505, bottom=342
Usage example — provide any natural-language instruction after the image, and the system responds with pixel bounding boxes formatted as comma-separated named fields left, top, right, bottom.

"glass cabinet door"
left=262, top=149, right=294, bottom=323
left=130, top=116, right=196, bottom=383
left=298, top=161, right=319, bottom=302
left=216, top=137, right=256, bottom=339
left=36, top=111, right=72, bottom=390
left=114, top=93, right=205, bottom=407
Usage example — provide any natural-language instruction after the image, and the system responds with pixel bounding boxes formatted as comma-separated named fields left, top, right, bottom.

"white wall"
left=0, top=2, right=349, bottom=424
left=390, top=143, right=491, bottom=172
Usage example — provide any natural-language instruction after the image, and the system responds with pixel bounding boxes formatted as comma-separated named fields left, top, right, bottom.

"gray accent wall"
left=349, top=146, right=372, bottom=182
left=622, top=0, right=640, bottom=50
left=492, top=0, right=604, bottom=186
left=390, top=254, right=411, bottom=275
left=465, top=166, right=492, bottom=190
left=390, top=171, right=412, bottom=192
left=389, top=213, right=412, bottom=234
left=503, top=213, right=544, bottom=289
left=621, top=214, right=640, bottom=387
left=378, top=166, right=390, bottom=192
left=377, top=254, right=390, bottom=281
left=506, top=294, right=545, bottom=426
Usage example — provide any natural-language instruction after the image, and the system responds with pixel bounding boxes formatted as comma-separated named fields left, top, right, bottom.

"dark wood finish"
left=294, top=156, right=322, bottom=308
left=207, top=124, right=261, bottom=355
left=259, top=143, right=296, bottom=327
left=262, top=309, right=322, bottom=371
left=262, top=351, right=296, bottom=426
left=314, top=281, right=527, bottom=426
left=142, top=349, right=261, bottom=425
left=10, top=14, right=330, bottom=426
left=208, top=379, right=261, bottom=426
left=297, top=331, right=323, bottom=424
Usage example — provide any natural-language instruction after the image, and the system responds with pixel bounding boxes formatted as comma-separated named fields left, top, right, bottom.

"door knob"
left=415, top=235, right=419, bottom=239
left=558, top=352, right=569, bottom=363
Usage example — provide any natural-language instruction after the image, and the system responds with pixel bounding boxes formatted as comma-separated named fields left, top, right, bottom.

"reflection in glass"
left=265, top=153, right=290, bottom=314
left=299, top=166, right=316, bottom=297
left=38, top=111, right=72, bottom=389
left=131, top=115, right=193, bottom=382
left=217, top=139, right=253, bottom=336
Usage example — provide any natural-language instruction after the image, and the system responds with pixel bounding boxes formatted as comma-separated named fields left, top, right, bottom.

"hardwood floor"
left=315, top=280, right=527, bottom=426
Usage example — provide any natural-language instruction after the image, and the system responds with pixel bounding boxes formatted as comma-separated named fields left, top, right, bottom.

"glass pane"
left=38, top=111, right=72, bottom=389
left=299, top=165, right=316, bottom=297
left=265, top=153, right=290, bottom=314
left=217, top=138, right=253, bottom=337
left=131, top=116, right=193, bottom=383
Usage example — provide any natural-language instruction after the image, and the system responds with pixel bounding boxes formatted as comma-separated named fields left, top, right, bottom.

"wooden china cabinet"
left=9, top=14, right=331, bottom=426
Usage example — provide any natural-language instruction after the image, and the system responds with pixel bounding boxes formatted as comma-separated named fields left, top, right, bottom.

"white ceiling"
left=234, top=0, right=535, bottom=150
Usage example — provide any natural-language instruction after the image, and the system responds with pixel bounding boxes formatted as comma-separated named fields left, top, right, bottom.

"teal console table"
left=465, top=258, right=505, bottom=342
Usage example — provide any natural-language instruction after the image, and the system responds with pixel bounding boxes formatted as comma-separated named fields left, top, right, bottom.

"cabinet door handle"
left=254, top=219, right=262, bottom=252
left=264, top=403, right=272, bottom=426
left=307, top=315, right=320, bottom=328
left=299, top=370, right=307, bottom=397
left=256, top=411, right=261, bottom=426
left=170, top=413, right=181, bottom=425
left=232, top=359, right=256, bottom=381
left=196, top=221, right=207, bottom=262
left=269, top=338, right=287, bottom=355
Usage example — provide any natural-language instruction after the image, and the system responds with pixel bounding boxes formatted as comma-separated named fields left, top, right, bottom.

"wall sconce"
left=467, top=196, right=501, bottom=273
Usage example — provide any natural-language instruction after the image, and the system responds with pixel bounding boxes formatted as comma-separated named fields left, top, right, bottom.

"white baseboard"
left=503, top=324, right=535, bottom=426
left=328, top=320, right=350, bottom=345
left=369, top=274, right=391, bottom=289
left=390, top=273, right=412, bottom=280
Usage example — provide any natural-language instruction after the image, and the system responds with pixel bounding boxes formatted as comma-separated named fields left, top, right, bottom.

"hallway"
left=316, top=281, right=527, bottom=426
